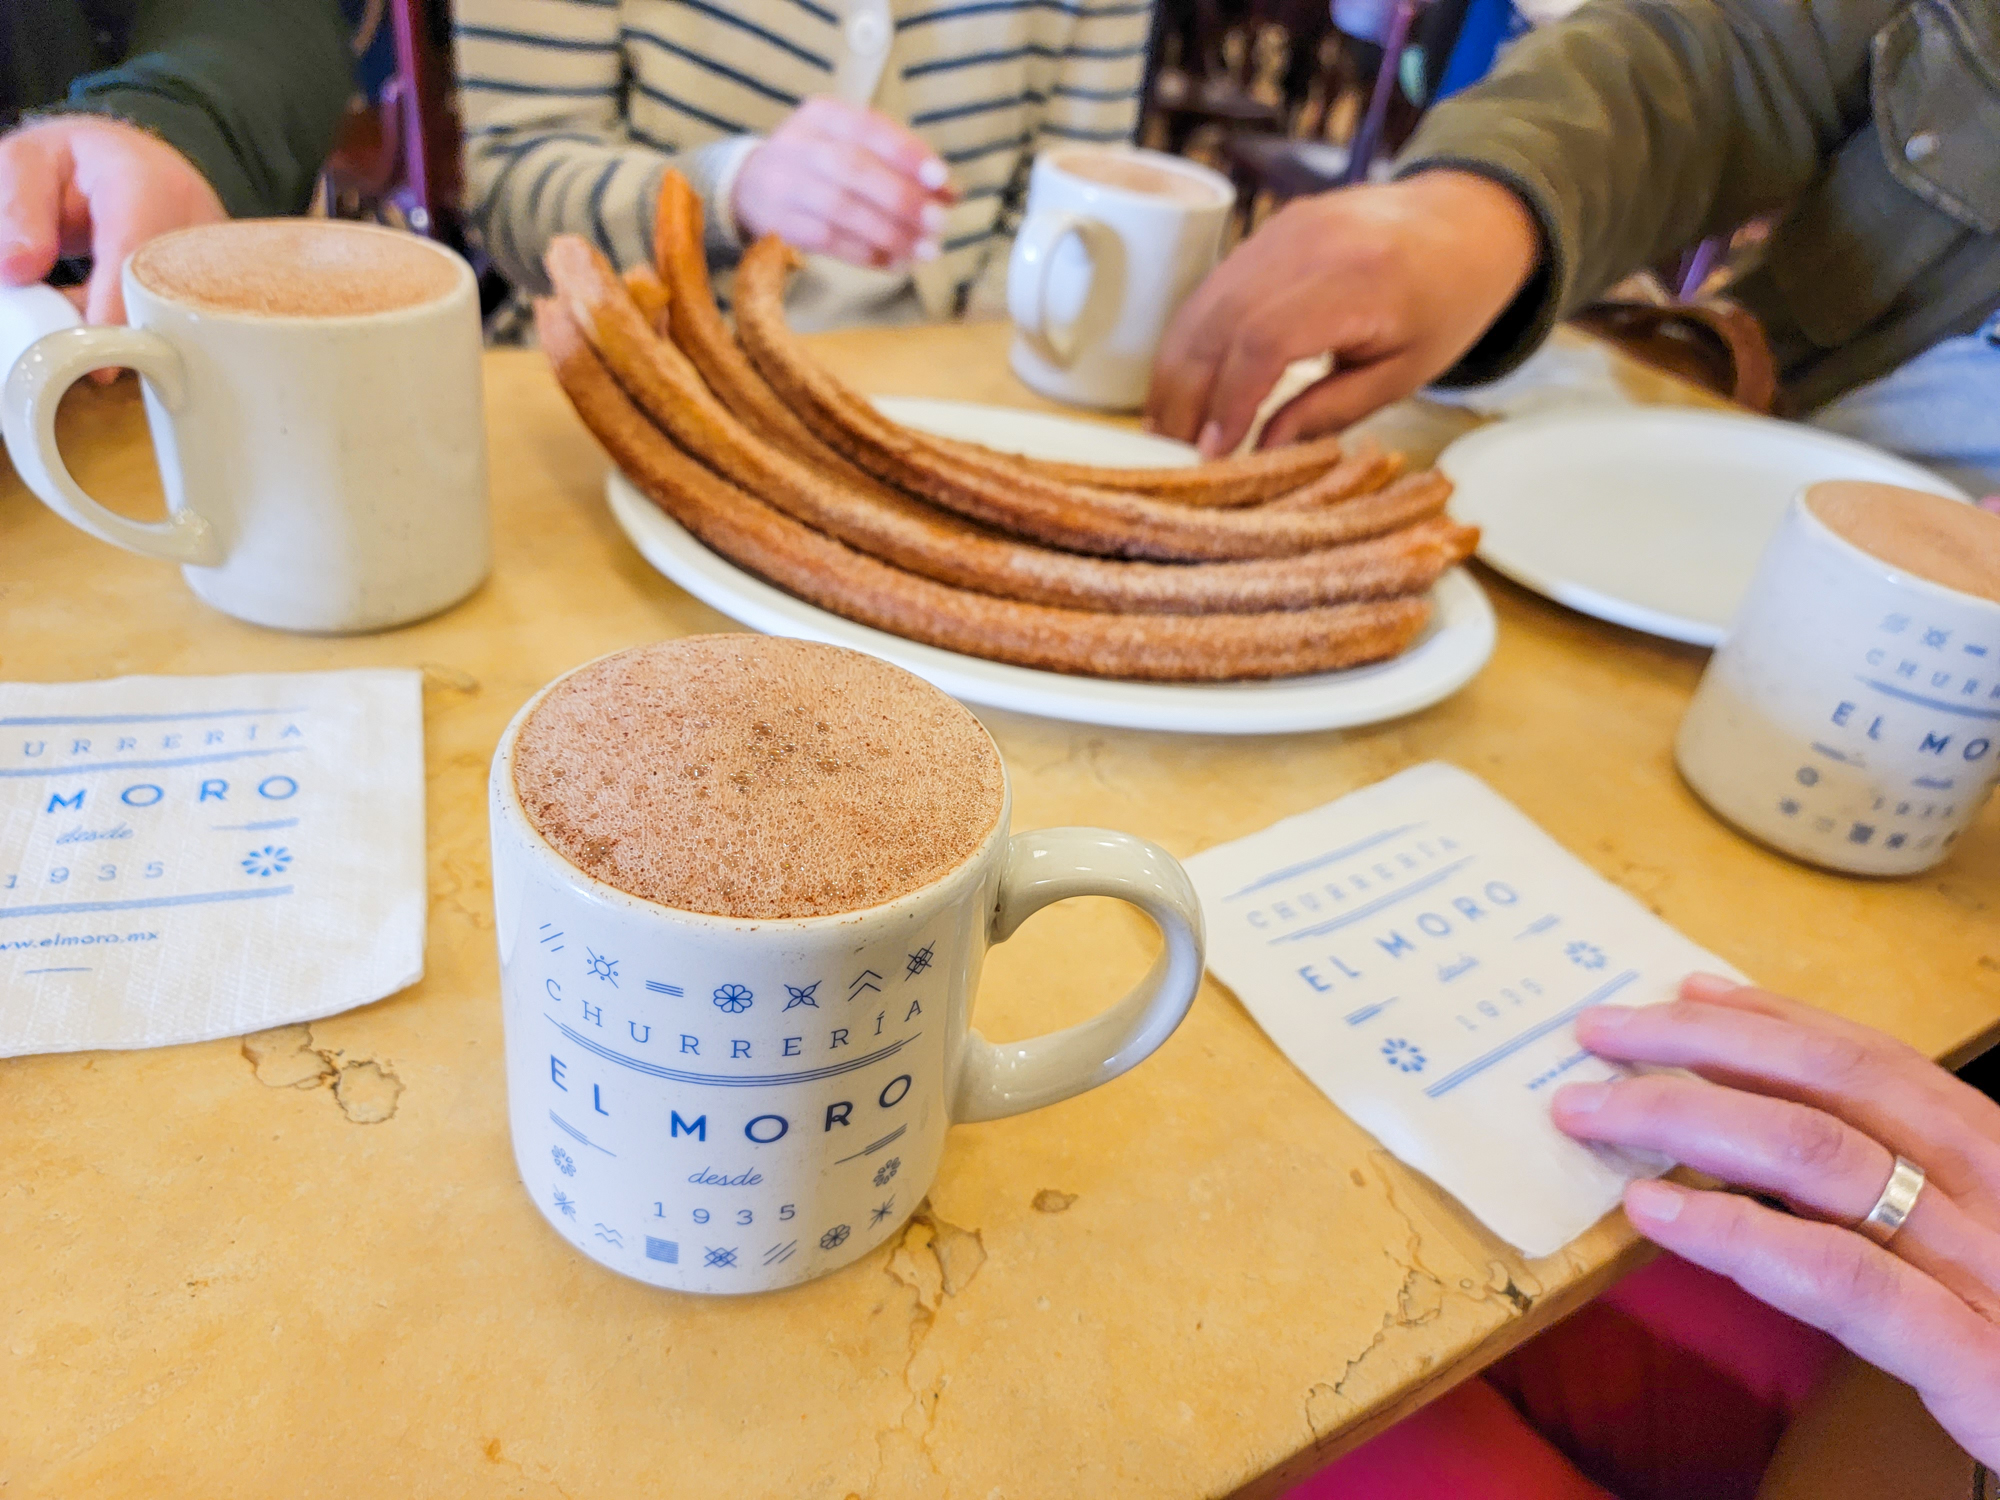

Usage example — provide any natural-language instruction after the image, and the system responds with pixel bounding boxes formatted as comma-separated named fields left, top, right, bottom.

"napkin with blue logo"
left=0, top=669, right=425, bottom=1056
left=1185, top=762, right=1735, bottom=1257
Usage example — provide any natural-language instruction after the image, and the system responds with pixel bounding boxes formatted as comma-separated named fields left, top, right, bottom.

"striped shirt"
left=456, top=0, right=1151, bottom=323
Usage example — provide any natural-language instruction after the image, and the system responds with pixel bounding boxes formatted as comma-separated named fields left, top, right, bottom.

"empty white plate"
left=605, top=398, right=1496, bottom=735
left=1440, top=408, right=1970, bottom=645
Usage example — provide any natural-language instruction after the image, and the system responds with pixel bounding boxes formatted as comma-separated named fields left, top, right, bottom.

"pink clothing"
left=1293, top=1256, right=1841, bottom=1500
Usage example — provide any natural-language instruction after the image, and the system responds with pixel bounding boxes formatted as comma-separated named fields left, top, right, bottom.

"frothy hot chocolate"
left=511, top=636, right=1007, bottom=920
left=130, top=219, right=462, bottom=319
left=1051, top=148, right=1224, bottom=208
left=1805, top=481, right=2000, bottom=606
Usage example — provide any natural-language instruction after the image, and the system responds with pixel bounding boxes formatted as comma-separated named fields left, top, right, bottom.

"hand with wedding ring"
left=1552, top=973, right=2000, bottom=1465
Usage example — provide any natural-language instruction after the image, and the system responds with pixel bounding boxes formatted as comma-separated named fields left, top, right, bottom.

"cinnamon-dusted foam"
left=512, top=636, right=1005, bottom=919
left=130, top=219, right=460, bottom=319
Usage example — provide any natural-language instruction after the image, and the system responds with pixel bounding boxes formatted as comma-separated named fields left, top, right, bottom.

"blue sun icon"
left=242, top=845, right=291, bottom=877
left=1381, top=1037, right=1427, bottom=1073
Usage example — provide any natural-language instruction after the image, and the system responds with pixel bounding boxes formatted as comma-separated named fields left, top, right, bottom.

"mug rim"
left=120, top=217, right=477, bottom=328
left=1792, top=483, right=2000, bottom=619
left=491, top=643, right=1014, bottom=934
left=1036, top=143, right=1235, bottom=212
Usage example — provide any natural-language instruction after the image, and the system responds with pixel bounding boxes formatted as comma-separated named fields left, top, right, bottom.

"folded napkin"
left=1185, top=763, right=1734, bottom=1257
left=0, top=670, right=425, bottom=1056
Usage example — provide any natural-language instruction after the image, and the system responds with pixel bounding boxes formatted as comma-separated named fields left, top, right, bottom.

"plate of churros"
left=540, top=172, right=1497, bottom=734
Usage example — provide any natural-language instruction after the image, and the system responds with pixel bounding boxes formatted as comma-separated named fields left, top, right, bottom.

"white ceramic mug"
left=489, top=669, right=1206, bottom=1294
left=0, top=221, right=490, bottom=633
left=1676, top=489, right=2000, bottom=874
left=1006, top=146, right=1233, bottom=411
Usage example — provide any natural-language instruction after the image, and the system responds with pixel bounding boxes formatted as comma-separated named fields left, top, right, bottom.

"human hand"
left=1552, top=973, right=2000, bottom=1465
left=732, top=96, right=954, bottom=269
left=0, top=115, right=226, bottom=328
left=1146, top=169, right=1539, bottom=456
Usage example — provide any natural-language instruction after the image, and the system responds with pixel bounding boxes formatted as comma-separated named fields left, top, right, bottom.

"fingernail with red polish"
left=1555, top=1081, right=1610, bottom=1113
left=1626, top=1179, right=1684, bottom=1223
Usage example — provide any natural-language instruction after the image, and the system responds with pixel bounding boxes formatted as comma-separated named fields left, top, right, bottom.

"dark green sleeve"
left=1395, top=0, right=1901, bottom=384
left=60, top=0, right=355, bottom=217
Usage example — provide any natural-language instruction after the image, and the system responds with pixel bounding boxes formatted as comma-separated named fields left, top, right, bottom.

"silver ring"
left=1857, top=1155, right=1925, bottom=1246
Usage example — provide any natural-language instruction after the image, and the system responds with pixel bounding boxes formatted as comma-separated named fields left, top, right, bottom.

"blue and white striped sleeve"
left=455, top=0, right=758, bottom=292
left=1035, top=1, right=1149, bottom=152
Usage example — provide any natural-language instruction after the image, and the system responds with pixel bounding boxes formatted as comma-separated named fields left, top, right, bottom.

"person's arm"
left=1395, top=0, right=1895, bottom=385
left=1147, top=0, right=1898, bottom=452
left=456, top=0, right=758, bottom=293
left=61, top=0, right=353, bottom=218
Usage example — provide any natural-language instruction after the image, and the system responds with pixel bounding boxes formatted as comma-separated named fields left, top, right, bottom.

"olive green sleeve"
left=1395, top=0, right=1902, bottom=384
left=59, top=0, right=354, bottom=218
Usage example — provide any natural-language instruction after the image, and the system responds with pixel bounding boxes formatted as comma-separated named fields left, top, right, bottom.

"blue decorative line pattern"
left=546, top=1015, right=918, bottom=1086
left=1854, top=676, right=2000, bottom=721
left=1267, top=857, right=1478, bottom=945
left=1, top=886, right=293, bottom=921
left=0, top=746, right=301, bottom=778
left=0, top=708, right=305, bottom=726
left=549, top=1110, right=616, bottom=1156
left=1422, top=970, right=1639, bottom=1099
left=1222, top=824, right=1423, bottom=901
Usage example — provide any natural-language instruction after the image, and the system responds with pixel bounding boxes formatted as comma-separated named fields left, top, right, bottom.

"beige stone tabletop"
left=3, top=327, right=1997, bottom=1500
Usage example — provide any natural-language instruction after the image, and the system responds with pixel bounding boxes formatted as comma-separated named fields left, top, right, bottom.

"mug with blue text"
left=488, top=676, right=1205, bottom=1295
left=1677, top=485, right=2000, bottom=875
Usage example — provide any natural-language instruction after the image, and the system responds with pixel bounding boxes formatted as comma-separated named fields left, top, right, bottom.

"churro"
left=731, top=238, right=1451, bottom=561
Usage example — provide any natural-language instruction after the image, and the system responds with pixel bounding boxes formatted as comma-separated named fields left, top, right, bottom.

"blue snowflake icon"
left=586, top=949, right=619, bottom=986
left=712, top=982, right=754, bottom=1014
left=242, top=845, right=291, bottom=877
left=873, top=1157, right=901, bottom=1187
left=1381, top=1038, right=1426, bottom=1074
left=553, top=1189, right=577, bottom=1219
left=551, top=1146, right=576, bottom=1177
left=1564, top=941, right=1608, bottom=971
left=906, top=944, right=934, bottom=978
left=819, top=1224, right=851, bottom=1251
left=783, top=981, right=820, bottom=1011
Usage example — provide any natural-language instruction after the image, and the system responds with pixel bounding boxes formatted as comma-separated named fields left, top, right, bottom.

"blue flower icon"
left=1564, top=941, right=1608, bottom=971
left=1382, top=1037, right=1426, bottom=1073
left=712, top=982, right=754, bottom=1014
left=242, top=845, right=292, bottom=877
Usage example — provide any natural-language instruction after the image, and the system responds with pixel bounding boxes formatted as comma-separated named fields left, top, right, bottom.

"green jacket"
left=2, top=0, right=354, bottom=218
left=1400, top=0, right=2000, bottom=412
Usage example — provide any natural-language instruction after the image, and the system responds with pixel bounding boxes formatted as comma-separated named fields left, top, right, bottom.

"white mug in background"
left=1676, top=484, right=2000, bottom=875
left=1006, top=146, right=1234, bottom=411
left=489, top=667, right=1206, bottom=1295
left=0, top=220, right=490, bottom=633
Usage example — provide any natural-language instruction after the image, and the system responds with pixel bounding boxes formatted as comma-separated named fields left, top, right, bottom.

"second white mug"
left=1006, top=146, right=1234, bottom=412
left=1, top=219, right=490, bottom=634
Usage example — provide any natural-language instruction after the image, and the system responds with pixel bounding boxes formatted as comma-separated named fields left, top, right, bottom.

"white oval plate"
left=605, top=398, right=1495, bottom=735
left=1441, top=407, right=1970, bottom=646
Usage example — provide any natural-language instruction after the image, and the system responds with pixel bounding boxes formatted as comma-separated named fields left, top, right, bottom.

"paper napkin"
left=1185, top=763, right=1736, bottom=1257
left=0, top=670, right=425, bottom=1056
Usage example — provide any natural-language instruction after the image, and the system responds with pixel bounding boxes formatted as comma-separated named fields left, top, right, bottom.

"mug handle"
left=1006, top=210, right=1125, bottom=368
left=0, top=325, right=221, bottom=564
left=952, top=828, right=1205, bottom=1123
